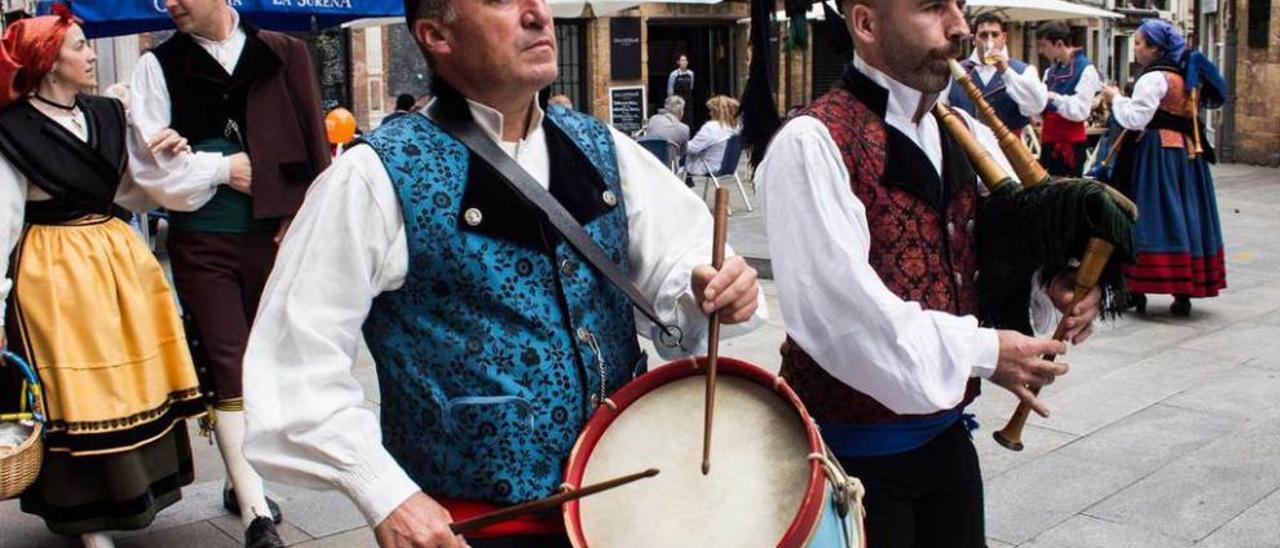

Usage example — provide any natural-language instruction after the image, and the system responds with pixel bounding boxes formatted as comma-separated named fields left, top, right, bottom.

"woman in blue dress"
left=1101, top=19, right=1228, bottom=316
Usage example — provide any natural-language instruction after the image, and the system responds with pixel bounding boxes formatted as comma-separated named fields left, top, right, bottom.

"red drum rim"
left=562, top=356, right=827, bottom=548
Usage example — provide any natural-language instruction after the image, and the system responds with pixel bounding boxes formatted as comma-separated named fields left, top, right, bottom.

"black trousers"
left=837, top=421, right=985, bottom=548
left=467, top=535, right=571, bottom=548
left=1040, top=142, right=1089, bottom=178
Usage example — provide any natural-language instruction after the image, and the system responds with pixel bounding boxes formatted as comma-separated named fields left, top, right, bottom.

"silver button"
left=946, top=222, right=956, bottom=236
left=972, top=270, right=981, bottom=283
left=954, top=272, right=964, bottom=286
left=560, top=259, right=577, bottom=276
left=576, top=327, right=591, bottom=342
left=965, top=219, right=975, bottom=233
left=464, top=208, right=483, bottom=226
left=602, top=190, right=618, bottom=207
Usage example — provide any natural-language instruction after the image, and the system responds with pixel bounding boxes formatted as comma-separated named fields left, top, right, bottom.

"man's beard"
left=880, top=33, right=962, bottom=94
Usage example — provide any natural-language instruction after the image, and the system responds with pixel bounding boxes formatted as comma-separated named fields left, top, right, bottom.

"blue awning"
left=40, top=0, right=404, bottom=38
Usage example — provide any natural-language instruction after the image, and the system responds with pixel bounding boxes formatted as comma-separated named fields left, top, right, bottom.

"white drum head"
left=577, top=375, right=813, bottom=547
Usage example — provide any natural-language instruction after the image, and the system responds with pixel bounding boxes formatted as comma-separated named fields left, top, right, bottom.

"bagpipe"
left=938, top=59, right=1138, bottom=451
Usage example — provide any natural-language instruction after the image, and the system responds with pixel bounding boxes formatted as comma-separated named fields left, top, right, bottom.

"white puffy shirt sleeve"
left=1111, top=72, right=1169, bottom=131
left=1049, top=65, right=1102, bottom=123
left=759, top=116, right=999, bottom=415
left=611, top=127, right=766, bottom=358
left=0, top=156, right=26, bottom=329
left=1004, top=64, right=1049, bottom=117
left=127, top=53, right=229, bottom=212
left=242, top=144, right=419, bottom=527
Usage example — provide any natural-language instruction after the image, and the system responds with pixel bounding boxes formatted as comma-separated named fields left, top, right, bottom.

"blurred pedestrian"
left=383, top=93, right=418, bottom=124
left=685, top=95, right=739, bottom=177
left=644, top=95, right=690, bottom=154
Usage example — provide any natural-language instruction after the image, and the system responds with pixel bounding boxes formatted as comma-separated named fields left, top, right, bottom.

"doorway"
left=647, top=22, right=734, bottom=131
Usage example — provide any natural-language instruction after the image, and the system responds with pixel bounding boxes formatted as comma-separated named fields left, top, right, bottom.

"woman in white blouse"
left=0, top=13, right=202, bottom=548
left=1101, top=19, right=1228, bottom=317
left=684, top=95, right=740, bottom=177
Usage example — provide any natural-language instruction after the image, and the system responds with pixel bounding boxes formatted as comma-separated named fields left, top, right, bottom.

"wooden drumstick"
left=703, top=188, right=730, bottom=475
left=992, top=238, right=1114, bottom=451
left=449, top=468, right=659, bottom=535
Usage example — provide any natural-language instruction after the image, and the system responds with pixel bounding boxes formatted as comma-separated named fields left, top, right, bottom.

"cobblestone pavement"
left=2, top=164, right=1277, bottom=547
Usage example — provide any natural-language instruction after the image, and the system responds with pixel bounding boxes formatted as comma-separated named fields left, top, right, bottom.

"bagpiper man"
left=126, top=0, right=330, bottom=545
left=757, top=1, right=1106, bottom=545
left=240, top=0, right=764, bottom=546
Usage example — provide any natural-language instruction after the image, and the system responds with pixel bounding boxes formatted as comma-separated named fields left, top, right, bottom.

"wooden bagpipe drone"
left=937, top=59, right=1138, bottom=451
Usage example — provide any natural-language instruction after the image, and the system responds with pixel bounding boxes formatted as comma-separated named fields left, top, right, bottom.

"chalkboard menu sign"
left=610, top=18, right=642, bottom=81
left=609, top=86, right=646, bottom=135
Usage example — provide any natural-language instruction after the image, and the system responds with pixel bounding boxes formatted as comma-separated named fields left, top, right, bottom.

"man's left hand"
left=1049, top=271, right=1103, bottom=344
left=691, top=256, right=759, bottom=324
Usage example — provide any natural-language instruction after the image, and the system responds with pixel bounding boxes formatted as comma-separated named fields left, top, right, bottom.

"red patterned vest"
left=780, top=71, right=983, bottom=425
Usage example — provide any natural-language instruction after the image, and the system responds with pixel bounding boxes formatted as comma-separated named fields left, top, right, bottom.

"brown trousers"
left=166, top=229, right=276, bottom=404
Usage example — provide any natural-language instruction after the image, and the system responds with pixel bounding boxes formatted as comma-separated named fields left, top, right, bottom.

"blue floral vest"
left=948, top=58, right=1032, bottom=131
left=360, top=106, right=644, bottom=504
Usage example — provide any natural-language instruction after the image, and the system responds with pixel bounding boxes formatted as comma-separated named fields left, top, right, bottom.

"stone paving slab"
left=291, top=526, right=376, bottom=548
left=1196, top=486, right=1280, bottom=548
left=1178, top=321, right=1280, bottom=370
left=1052, top=403, right=1236, bottom=475
left=116, top=522, right=239, bottom=548
left=984, top=452, right=1145, bottom=545
left=1020, top=514, right=1191, bottom=548
left=280, top=489, right=368, bottom=539
left=1085, top=410, right=1280, bottom=543
left=1033, top=347, right=1236, bottom=436
left=1163, top=365, right=1280, bottom=420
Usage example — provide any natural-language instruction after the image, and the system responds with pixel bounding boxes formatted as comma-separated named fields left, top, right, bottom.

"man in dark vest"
left=239, top=0, right=763, bottom=546
left=1035, top=20, right=1102, bottom=177
left=127, top=0, right=330, bottom=545
left=758, top=1, right=1103, bottom=546
left=947, top=12, right=1047, bottom=136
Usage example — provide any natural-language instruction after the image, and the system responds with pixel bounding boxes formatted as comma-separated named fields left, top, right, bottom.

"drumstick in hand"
left=450, top=468, right=659, bottom=535
left=703, top=188, right=730, bottom=475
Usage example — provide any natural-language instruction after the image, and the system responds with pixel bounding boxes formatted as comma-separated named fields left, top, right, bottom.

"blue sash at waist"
left=822, top=409, right=976, bottom=458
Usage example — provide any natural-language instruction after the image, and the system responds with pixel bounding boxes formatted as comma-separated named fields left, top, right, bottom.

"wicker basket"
left=0, top=350, right=44, bottom=500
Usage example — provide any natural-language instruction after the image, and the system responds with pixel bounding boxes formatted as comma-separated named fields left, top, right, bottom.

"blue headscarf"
left=1138, top=19, right=1186, bottom=63
left=1139, top=18, right=1228, bottom=110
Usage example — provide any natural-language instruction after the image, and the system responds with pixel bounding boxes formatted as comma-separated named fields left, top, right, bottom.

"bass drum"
left=563, top=356, right=865, bottom=547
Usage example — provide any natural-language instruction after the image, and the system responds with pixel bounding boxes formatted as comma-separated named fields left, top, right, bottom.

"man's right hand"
left=228, top=153, right=253, bottom=195
left=374, top=492, right=468, bottom=548
left=990, top=330, right=1069, bottom=419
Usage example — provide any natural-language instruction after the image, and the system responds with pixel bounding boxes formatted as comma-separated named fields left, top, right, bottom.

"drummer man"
left=240, top=0, right=764, bottom=546
left=757, top=0, right=1102, bottom=546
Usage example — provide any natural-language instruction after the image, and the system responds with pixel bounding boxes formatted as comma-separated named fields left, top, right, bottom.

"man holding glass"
left=947, top=12, right=1047, bottom=136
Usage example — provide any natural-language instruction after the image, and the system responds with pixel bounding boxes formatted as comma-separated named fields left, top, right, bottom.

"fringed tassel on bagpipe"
left=976, top=180, right=1136, bottom=335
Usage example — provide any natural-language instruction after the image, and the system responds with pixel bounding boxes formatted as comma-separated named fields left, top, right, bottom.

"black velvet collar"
left=432, top=79, right=614, bottom=251
left=168, top=20, right=282, bottom=88
left=840, top=65, right=974, bottom=214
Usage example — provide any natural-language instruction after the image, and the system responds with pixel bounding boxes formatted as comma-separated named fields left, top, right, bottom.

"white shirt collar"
left=461, top=96, right=545, bottom=144
left=191, top=8, right=243, bottom=48
left=852, top=53, right=930, bottom=125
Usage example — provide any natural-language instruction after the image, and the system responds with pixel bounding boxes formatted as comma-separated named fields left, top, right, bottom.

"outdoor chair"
left=692, top=134, right=752, bottom=213
left=637, top=136, right=680, bottom=172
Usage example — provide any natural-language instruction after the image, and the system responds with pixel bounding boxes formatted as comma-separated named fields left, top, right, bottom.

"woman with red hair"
left=0, top=9, right=204, bottom=547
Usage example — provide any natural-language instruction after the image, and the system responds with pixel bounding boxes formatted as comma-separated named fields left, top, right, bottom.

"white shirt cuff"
left=971, top=327, right=1000, bottom=379
left=336, top=451, right=422, bottom=527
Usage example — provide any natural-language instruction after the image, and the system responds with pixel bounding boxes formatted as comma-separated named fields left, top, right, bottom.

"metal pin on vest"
left=582, top=330, right=609, bottom=408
